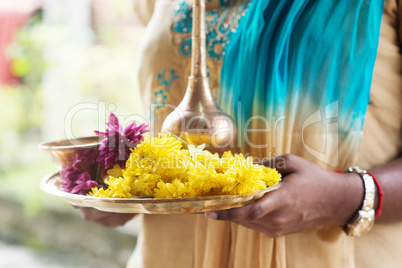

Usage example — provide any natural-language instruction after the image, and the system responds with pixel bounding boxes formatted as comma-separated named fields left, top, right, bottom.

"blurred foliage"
left=0, top=1, right=143, bottom=266
left=0, top=86, right=44, bottom=172
left=0, top=11, right=60, bottom=214
left=10, top=11, right=45, bottom=84
left=0, top=0, right=145, bottom=210
left=0, top=11, right=45, bottom=173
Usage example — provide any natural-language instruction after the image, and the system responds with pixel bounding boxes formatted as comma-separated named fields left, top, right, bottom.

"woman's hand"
left=77, top=207, right=137, bottom=228
left=205, top=154, right=364, bottom=237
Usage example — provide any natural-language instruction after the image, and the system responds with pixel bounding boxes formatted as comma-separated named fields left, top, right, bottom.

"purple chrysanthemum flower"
left=95, top=113, right=149, bottom=170
left=71, top=172, right=101, bottom=195
left=60, top=150, right=101, bottom=195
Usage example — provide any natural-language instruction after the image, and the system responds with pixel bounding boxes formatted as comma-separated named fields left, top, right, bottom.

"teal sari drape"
left=218, top=0, right=385, bottom=165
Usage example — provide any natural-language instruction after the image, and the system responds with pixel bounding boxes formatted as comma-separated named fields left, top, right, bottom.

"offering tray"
left=40, top=172, right=281, bottom=214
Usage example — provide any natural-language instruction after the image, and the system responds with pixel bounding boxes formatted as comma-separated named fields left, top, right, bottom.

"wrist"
left=336, top=172, right=365, bottom=226
left=342, top=167, right=376, bottom=236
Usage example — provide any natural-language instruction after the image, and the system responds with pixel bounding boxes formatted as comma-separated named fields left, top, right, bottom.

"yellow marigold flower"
left=107, top=177, right=133, bottom=198
left=261, top=166, right=282, bottom=186
left=107, top=164, right=123, bottom=178
left=135, top=133, right=183, bottom=159
left=132, top=174, right=161, bottom=197
left=221, top=151, right=234, bottom=158
left=154, top=179, right=193, bottom=198
left=220, top=158, right=267, bottom=195
left=88, top=187, right=112, bottom=198
left=124, top=153, right=154, bottom=178
left=187, top=164, right=222, bottom=196
left=188, top=144, right=206, bottom=160
left=215, top=151, right=236, bottom=173
left=96, top=133, right=282, bottom=199
left=187, top=144, right=223, bottom=169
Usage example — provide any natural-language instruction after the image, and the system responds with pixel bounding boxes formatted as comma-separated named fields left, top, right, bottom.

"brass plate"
left=40, top=172, right=281, bottom=214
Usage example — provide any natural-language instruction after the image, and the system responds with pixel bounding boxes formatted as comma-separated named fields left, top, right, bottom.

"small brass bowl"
left=38, top=136, right=102, bottom=169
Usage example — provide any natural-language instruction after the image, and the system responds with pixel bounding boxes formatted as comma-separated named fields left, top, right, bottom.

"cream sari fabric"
left=131, top=0, right=402, bottom=267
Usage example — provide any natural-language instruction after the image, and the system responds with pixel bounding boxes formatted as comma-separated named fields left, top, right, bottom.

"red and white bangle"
left=343, top=166, right=376, bottom=236
left=368, top=171, right=384, bottom=220
left=336, top=168, right=384, bottom=220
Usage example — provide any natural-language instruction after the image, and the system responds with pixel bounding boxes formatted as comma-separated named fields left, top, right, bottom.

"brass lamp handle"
left=191, top=0, right=207, bottom=79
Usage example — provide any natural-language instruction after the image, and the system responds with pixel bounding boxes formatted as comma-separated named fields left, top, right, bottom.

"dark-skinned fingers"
left=204, top=187, right=298, bottom=236
left=205, top=201, right=263, bottom=221
left=205, top=192, right=277, bottom=222
left=254, top=210, right=320, bottom=237
left=236, top=211, right=289, bottom=232
left=258, top=154, right=300, bottom=176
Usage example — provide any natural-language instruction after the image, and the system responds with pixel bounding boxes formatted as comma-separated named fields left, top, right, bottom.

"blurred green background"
left=0, top=0, right=145, bottom=267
